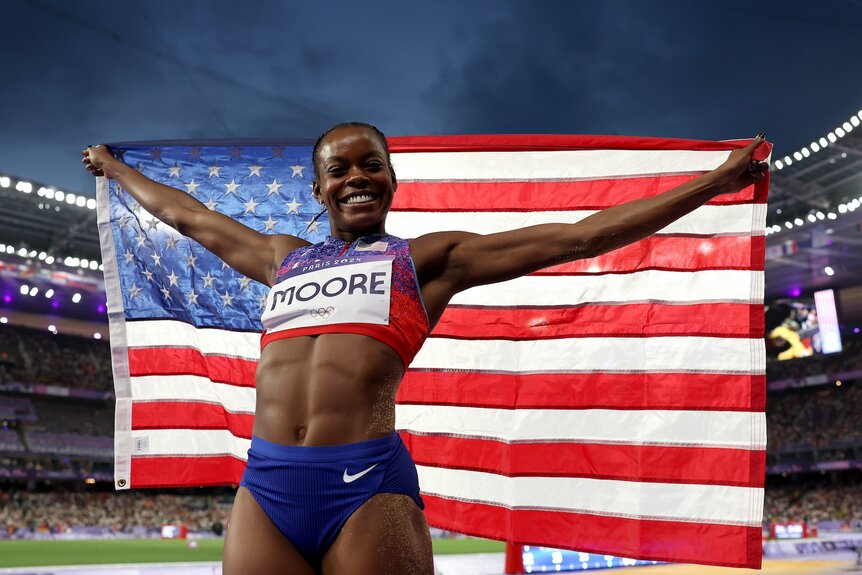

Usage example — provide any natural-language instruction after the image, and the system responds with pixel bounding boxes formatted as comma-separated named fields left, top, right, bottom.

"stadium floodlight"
left=0, top=244, right=4, bottom=252
left=774, top=159, right=784, bottom=170
left=45, top=255, right=54, bottom=264
left=854, top=116, right=862, bottom=127
left=45, top=289, right=54, bottom=298
left=38, top=251, right=46, bottom=260
left=810, top=142, right=820, bottom=153
left=5, top=246, right=13, bottom=254
left=785, top=221, right=793, bottom=229
left=98, top=263, right=104, bottom=271
left=828, top=212, right=837, bottom=219
left=28, top=287, right=38, bottom=297
left=76, top=195, right=86, bottom=207
left=0, top=176, right=9, bottom=188
left=0, top=317, right=6, bottom=324
left=86, top=198, right=96, bottom=209
left=827, top=132, right=837, bottom=143
left=93, top=333, right=102, bottom=340
left=801, top=147, right=810, bottom=158
left=843, top=122, right=853, bottom=132
left=807, top=214, right=817, bottom=223
left=17, top=248, right=27, bottom=257
left=15, top=181, right=32, bottom=193
left=89, top=261, right=98, bottom=270
left=816, top=211, right=825, bottom=220
left=858, top=110, right=862, bottom=121
left=19, top=285, right=29, bottom=295
left=824, top=266, right=835, bottom=276
left=836, top=127, right=846, bottom=138
left=820, top=137, right=828, bottom=147
left=72, top=293, right=82, bottom=303
left=65, top=193, right=76, bottom=205
left=48, top=324, right=57, bottom=334
left=44, top=188, right=55, bottom=199
left=794, top=217, right=804, bottom=226
left=81, top=258, right=89, bottom=268
left=793, top=151, right=803, bottom=161
left=28, top=250, right=36, bottom=257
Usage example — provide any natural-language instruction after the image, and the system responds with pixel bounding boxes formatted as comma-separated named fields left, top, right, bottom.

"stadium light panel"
left=72, top=293, right=82, bottom=303
left=0, top=176, right=9, bottom=188
left=794, top=218, right=804, bottom=225
left=840, top=204, right=849, bottom=213
left=828, top=213, right=837, bottom=219
left=6, top=246, right=14, bottom=254
left=15, top=181, right=32, bottom=193
left=785, top=221, right=793, bottom=229
left=75, top=195, right=86, bottom=207
left=836, top=127, right=846, bottom=138
left=45, top=289, right=54, bottom=298
left=824, top=266, right=835, bottom=276
left=28, top=250, right=36, bottom=257
left=0, top=244, right=4, bottom=251
left=0, top=317, right=6, bottom=324
left=828, top=132, right=838, bottom=142
left=65, top=193, right=76, bottom=204
left=45, top=256, right=54, bottom=264
left=843, top=122, right=853, bottom=132
left=793, top=152, right=803, bottom=161
left=89, top=261, right=98, bottom=270
left=807, top=214, right=816, bottom=223
left=17, top=248, right=26, bottom=257
left=774, top=160, right=784, bottom=169
left=801, top=147, right=810, bottom=157
left=55, top=191, right=65, bottom=202
left=38, top=251, right=46, bottom=260
left=28, top=287, right=38, bottom=297
left=816, top=211, right=825, bottom=220
left=19, top=285, right=28, bottom=295
left=48, top=324, right=57, bottom=334
left=44, top=188, right=55, bottom=199
left=86, top=198, right=96, bottom=209
left=854, top=116, right=862, bottom=127
left=93, top=333, right=102, bottom=340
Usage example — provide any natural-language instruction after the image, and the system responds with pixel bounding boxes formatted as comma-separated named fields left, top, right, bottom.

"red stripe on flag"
left=397, top=371, right=766, bottom=412
left=392, top=177, right=764, bottom=211
left=421, top=495, right=762, bottom=569
left=388, top=133, right=764, bottom=155
left=130, top=455, right=245, bottom=488
left=533, top=235, right=765, bottom=274
left=400, top=433, right=764, bottom=488
left=132, top=401, right=254, bottom=438
left=433, top=302, right=765, bottom=340
left=128, top=347, right=257, bottom=387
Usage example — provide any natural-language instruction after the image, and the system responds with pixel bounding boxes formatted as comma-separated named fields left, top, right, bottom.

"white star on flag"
left=150, top=253, right=162, bottom=267
left=167, top=270, right=180, bottom=287
left=160, top=286, right=172, bottom=300
left=224, top=179, right=240, bottom=195
left=248, top=165, right=262, bottom=177
left=127, top=284, right=142, bottom=300
left=201, top=272, right=216, bottom=289
left=290, top=164, right=304, bottom=177
left=135, top=234, right=147, bottom=248
left=263, top=215, right=279, bottom=232
left=142, top=269, right=154, bottom=283
left=164, top=236, right=179, bottom=251
left=204, top=199, right=218, bottom=211
left=186, top=253, right=198, bottom=268
left=186, top=290, right=199, bottom=305
left=305, top=219, right=321, bottom=233
left=266, top=179, right=283, bottom=195
left=220, top=291, right=235, bottom=307
left=208, top=165, right=221, bottom=178
left=169, top=165, right=181, bottom=178
left=185, top=180, right=199, bottom=194
left=238, top=277, right=252, bottom=290
left=286, top=198, right=301, bottom=214
left=123, top=250, right=135, bottom=264
left=242, top=198, right=260, bottom=215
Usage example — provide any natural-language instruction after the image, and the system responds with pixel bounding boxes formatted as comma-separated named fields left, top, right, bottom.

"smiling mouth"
left=341, top=194, right=379, bottom=205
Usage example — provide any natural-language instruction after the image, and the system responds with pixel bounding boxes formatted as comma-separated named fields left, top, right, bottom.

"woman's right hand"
left=82, top=145, right=117, bottom=178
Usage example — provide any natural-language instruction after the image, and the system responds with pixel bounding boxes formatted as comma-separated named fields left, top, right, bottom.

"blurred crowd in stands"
left=0, top=490, right=231, bottom=537
left=0, top=324, right=111, bottom=391
left=765, top=481, right=862, bottom=526
left=766, top=379, right=862, bottom=450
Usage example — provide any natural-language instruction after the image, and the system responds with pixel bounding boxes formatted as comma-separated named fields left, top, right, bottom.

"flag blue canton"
left=108, top=143, right=328, bottom=331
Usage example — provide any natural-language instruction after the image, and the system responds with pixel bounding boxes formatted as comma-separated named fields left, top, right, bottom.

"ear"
left=390, top=167, right=398, bottom=192
left=312, top=181, right=322, bottom=203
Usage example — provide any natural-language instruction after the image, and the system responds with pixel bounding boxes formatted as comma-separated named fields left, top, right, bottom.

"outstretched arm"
left=413, top=136, right=768, bottom=317
left=83, top=145, right=308, bottom=286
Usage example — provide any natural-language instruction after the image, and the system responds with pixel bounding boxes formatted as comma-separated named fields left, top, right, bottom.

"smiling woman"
left=82, top=122, right=767, bottom=575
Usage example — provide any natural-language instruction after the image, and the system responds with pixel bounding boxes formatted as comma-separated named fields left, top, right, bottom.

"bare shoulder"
left=409, top=231, right=476, bottom=284
left=265, top=234, right=312, bottom=285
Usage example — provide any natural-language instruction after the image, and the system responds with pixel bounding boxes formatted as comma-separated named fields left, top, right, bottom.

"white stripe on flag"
left=395, top=405, right=766, bottom=449
left=130, top=428, right=250, bottom=459
left=391, top=149, right=732, bottom=180
left=413, top=336, right=764, bottom=374
left=416, top=465, right=763, bottom=526
left=126, top=321, right=260, bottom=359
left=388, top=204, right=762, bottom=237
left=451, top=270, right=763, bottom=306
left=131, top=375, right=256, bottom=413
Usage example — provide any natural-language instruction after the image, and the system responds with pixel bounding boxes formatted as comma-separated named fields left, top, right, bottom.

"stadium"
left=4, top=3, right=862, bottom=575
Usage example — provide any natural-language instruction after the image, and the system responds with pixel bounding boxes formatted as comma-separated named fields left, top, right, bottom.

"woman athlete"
left=83, top=123, right=768, bottom=575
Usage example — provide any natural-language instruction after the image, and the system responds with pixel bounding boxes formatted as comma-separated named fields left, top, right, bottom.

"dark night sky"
left=2, top=0, right=862, bottom=196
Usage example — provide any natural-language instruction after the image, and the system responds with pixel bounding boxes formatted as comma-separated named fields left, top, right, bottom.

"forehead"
left=318, top=126, right=386, bottom=160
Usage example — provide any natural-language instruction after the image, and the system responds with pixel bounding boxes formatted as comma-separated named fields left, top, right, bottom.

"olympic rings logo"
left=310, top=306, right=335, bottom=320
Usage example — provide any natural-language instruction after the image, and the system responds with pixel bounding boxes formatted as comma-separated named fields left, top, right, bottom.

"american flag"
left=97, top=134, right=768, bottom=568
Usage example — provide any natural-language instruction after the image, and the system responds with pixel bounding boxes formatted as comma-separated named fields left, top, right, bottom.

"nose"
left=346, top=168, right=369, bottom=187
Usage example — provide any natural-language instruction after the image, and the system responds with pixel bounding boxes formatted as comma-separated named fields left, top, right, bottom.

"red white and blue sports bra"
left=260, top=233, right=431, bottom=368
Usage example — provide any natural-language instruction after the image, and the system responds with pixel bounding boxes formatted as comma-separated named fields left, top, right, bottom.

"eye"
left=366, top=161, right=383, bottom=171
left=327, top=166, right=347, bottom=176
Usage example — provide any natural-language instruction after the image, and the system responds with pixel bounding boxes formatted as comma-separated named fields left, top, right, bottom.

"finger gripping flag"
left=97, top=134, right=768, bottom=568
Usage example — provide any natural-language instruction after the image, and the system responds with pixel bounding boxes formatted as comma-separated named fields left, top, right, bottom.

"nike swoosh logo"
left=343, top=463, right=379, bottom=483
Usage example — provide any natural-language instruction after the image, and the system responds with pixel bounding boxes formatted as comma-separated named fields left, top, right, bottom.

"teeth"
left=345, top=195, right=374, bottom=204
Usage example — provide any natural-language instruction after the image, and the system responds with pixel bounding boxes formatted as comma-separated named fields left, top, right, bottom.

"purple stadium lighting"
left=2, top=294, right=10, bottom=303
left=97, top=304, right=105, bottom=313
left=51, top=300, right=59, bottom=309
left=789, top=287, right=802, bottom=297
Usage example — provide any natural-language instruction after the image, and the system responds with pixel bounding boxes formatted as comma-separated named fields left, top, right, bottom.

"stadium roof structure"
left=766, top=111, right=862, bottom=306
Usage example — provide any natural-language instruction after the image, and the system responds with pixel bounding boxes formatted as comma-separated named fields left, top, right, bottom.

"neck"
left=330, top=225, right=387, bottom=243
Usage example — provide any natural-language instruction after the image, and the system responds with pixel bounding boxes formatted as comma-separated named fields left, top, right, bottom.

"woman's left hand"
left=714, top=134, right=770, bottom=194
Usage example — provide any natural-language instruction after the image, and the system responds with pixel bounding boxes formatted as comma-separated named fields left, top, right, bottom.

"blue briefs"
left=239, top=432, right=424, bottom=567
